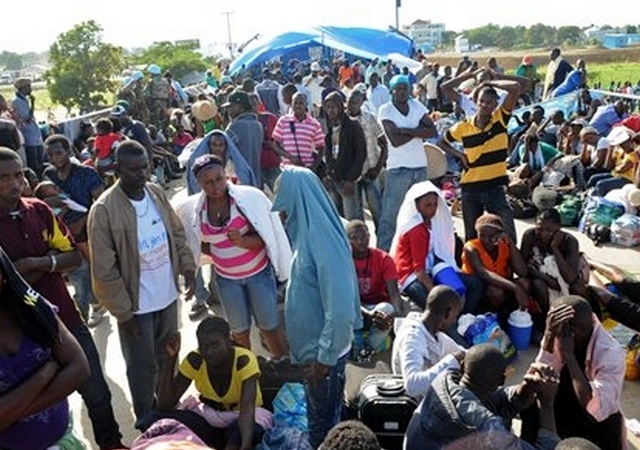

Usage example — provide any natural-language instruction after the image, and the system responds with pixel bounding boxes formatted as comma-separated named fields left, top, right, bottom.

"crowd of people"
left=0, top=46, right=639, bottom=450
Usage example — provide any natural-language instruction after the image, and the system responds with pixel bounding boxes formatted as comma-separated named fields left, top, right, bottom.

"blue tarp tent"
left=229, top=26, right=414, bottom=75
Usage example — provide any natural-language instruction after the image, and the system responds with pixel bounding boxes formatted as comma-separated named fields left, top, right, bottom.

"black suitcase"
left=258, top=356, right=305, bottom=411
left=357, top=374, right=419, bottom=450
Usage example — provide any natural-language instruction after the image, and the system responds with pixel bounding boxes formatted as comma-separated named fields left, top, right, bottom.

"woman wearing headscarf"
left=271, top=166, right=362, bottom=449
left=173, top=154, right=290, bottom=357
left=391, top=181, right=482, bottom=314
left=182, top=130, right=258, bottom=319
left=0, top=245, right=90, bottom=449
left=185, top=129, right=257, bottom=195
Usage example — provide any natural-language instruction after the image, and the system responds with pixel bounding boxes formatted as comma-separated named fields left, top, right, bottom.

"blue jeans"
left=403, top=273, right=483, bottom=314
left=216, top=265, right=280, bottom=333
left=72, top=323, right=122, bottom=448
left=587, top=173, right=630, bottom=197
left=331, top=180, right=363, bottom=221
left=461, top=185, right=516, bottom=242
left=67, top=259, right=95, bottom=320
left=118, top=300, right=178, bottom=428
left=358, top=177, right=382, bottom=228
left=304, top=354, right=348, bottom=449
left=377, top=167, right=427, bottom=252
left=194, top=265, right=211, bottom=306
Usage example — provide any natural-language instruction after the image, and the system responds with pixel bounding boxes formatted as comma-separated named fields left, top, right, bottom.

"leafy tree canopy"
left=45, top=20, right=126, bottom=113
left=133, top=42, right=208, bottom=81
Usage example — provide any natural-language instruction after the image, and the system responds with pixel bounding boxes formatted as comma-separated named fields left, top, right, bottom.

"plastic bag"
left=272, top=382, right=308, bottom=432
left=458, top=313, right=517, bottom=362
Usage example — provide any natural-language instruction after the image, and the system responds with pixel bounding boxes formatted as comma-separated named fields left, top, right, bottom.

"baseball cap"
left=310, top=61, right=321, bottom=72
left=222, top=91, right=251, bottom=108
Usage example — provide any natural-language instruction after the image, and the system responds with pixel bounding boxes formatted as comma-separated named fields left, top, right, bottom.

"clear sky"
left=4, top=0, right=636, bottom=54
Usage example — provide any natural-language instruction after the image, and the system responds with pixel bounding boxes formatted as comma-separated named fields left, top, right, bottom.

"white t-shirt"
left=458, top=90, right=507, bottom=117
left=591, top=137, right=610, bottom=164
left=131, top=191, right=178, bottom=315
left=378, top=98, right=429, bottom=169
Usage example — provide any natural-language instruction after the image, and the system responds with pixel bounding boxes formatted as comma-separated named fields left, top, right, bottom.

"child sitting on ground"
left=347, top=219, right=403, bottom=358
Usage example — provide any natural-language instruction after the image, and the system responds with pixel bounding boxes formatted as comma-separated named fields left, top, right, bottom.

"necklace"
left=134, top=193, right=150, bottom=218
left=208, top=197, right=230, bottom=226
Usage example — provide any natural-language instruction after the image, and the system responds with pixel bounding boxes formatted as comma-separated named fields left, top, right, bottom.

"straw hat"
left=192, top=100, right=218, bottom=121
left=425, top=143, right=448, bottom=180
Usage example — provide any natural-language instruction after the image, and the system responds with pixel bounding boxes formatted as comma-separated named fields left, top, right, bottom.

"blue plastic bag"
left=272, top=382, right=308, bottom=432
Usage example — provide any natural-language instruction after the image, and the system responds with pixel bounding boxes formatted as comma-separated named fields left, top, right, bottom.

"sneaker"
left=86, top=305, right=106, bottom=328
left=189, top=302, right=209, bottom=321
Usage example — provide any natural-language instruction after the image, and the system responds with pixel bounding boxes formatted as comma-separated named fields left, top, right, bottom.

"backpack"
left=555, top=195, right=583, bottom=227
left=507, top=194, right=537, bottom=219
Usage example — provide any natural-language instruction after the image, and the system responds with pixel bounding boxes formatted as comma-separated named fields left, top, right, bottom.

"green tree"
left=524, top=23, right=556, bottom=47
left=556, top=26, right=584, bottom=46
left=0, top=51, right=23, bottom=71
left=134, top=42, right=207, bottom=81
left=440, top=30, right=458, bottom=49
left=626, top=25, right=638, bottom=34
left=45, top=21, right=126, bottom=113
left=466, top=23, right=501, bottom=48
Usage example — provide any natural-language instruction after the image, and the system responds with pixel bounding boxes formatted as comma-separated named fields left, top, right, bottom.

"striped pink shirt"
left=271, top=113, right=325, bottom=167
left=200, top=200, right=269, bottom=280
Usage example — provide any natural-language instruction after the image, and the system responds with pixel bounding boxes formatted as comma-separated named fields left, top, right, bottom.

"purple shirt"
left=0, top=336, right=68, bottom=449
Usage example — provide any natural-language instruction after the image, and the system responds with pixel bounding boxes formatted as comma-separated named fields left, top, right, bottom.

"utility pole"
left=395, top=0, right=400, bottom=30
left=221, top=11, right=234, bottom=58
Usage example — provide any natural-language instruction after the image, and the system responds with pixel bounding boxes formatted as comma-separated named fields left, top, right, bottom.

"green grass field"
left=586, top=62, right=640, bottom=87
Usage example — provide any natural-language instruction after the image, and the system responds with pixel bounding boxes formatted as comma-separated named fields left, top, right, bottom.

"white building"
left=454, top=35, right=469, bottom=54
left=403, top=19, right=445, bottom=50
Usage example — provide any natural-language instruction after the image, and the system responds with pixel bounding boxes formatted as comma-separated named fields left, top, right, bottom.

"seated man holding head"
left=404, top=343, right=561, bottom=450
left=521, top=296, right=625, bottom=450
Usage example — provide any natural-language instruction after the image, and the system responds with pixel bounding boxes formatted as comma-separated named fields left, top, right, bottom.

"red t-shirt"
left=394, top=223, right=430, bottom=286
left=94, top=132, right=121, bottom=160
left=354, top=247, right=399, bottom=305
left=259, top=111, right=280, bottom=169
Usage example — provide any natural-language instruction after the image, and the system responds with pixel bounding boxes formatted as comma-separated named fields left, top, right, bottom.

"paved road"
left=68, top=185, right=640, bottom=448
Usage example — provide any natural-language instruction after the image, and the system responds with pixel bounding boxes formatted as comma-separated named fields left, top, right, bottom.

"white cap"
left=310, top=61, right=321, bottom=72
left=607, top=126, right=634, bottom=146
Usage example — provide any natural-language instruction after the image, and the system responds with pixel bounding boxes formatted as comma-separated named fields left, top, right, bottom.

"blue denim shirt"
left=11, top=93, right=42, bottom=146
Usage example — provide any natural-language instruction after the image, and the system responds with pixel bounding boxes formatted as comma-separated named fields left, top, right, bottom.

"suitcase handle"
left=376, top=380, right=405, bottom=397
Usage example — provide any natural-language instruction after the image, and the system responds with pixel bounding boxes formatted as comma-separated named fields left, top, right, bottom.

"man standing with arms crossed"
left=377, top=75, right=437, bottom=252
left=0, top=147, right=124, bottom=450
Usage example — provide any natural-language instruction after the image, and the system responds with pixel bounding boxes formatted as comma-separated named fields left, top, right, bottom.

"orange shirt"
left=339, top=66, right=354, bottom=87
left=461, top=238, right=512, bottom=278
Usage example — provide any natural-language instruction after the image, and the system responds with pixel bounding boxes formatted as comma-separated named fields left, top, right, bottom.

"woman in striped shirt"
left=189, top=154, right=290, bottom=357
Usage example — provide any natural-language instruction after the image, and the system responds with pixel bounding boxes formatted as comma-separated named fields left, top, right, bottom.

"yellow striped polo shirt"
left=444, top=108, right=511, bottom=191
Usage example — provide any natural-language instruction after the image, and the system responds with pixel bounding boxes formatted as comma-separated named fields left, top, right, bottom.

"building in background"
left=454, top=35, right=469, bottom=54
left=403, top=19, right=445, bottom=52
